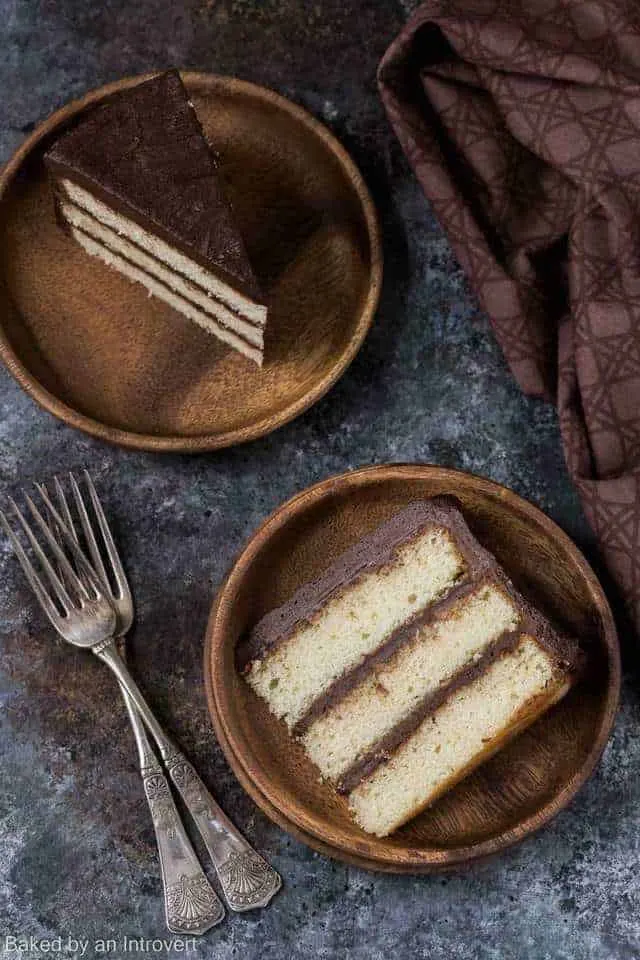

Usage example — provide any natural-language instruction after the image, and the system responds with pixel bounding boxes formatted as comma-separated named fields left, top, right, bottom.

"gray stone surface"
left=0, top=1, right=636, bottom=958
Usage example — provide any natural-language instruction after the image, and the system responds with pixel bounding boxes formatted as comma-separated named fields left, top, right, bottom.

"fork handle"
left=122, top=692, right=225, bottom=934
left=96, top=640, right=282, bottom=912
left=164, top=754, right=282, bottom=911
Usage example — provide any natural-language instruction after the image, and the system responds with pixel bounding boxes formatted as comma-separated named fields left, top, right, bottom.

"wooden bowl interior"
left=208, top=468, right=618, bottom=868
left=0, top=74, right=379, bottom=447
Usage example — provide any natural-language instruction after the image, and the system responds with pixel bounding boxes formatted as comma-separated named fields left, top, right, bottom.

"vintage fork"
left=47, top=474, right=281, bottom=911
left=1, top=479, right=281, bottom=914
left=1, top=491, right=224, bottom=935
left=42, top=476, right=224, bottom=936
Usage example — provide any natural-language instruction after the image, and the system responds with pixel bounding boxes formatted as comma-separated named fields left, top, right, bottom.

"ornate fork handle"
left=122, top=692, right=224, bottom=934
left=166, top=756, right=282, bottom=911
left=141, top=762, right=225, bottom=932
left=97, top=639, right=281, bottom=912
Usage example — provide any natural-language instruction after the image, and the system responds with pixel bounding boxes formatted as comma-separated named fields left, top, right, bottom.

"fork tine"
left=36, top=479, right=80, bottom=569
left=81, top=471, right=130, bottom=600
left=22, top=493, right=92, bottom=602
left=39, top=481, right=78, bottom=598
left=47, top=477, right=95, bottom=600
left=0, top=509, right=61, bottom=625
left=36, top=480, right=77, bottom=545
left=68, top=473, right=110, bottom=589
left=35, top=484, right=104, bottom=594
left=52, top=478, right=78, bottom=545
left=8, top=498, right=76, bottom=614
left=40, top=482, right=65, bottom=575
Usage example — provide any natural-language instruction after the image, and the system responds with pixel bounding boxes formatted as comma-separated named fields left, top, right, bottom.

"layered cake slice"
left=45, top=70, right=267, bottom=365
left=238, top=498, right=583, bottom=838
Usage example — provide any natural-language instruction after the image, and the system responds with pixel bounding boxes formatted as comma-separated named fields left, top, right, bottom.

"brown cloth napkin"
left=379, top=0, right=640, bottom=631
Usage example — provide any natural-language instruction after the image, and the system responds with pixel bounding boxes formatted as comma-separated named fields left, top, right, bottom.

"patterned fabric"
left=379, top=0, right=640, bottom=630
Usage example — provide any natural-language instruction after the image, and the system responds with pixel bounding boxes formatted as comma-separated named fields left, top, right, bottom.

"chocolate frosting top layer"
left=45, top=70, right=264, bottom=303
left=237, top=496, right=496, bottom=671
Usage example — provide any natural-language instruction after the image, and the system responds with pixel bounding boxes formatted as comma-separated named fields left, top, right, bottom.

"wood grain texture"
left=204, top=464, right=620, bottom=872
left=0, top=73, right=381, bottom=451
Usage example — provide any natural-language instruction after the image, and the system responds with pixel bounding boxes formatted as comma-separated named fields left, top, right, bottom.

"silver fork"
left=1, top=478, right=281, bottom=914
left=43, top=477, right=224, bottom=935
left=48, top=474, right=281, bottom=911
left=1, top=491, right=224, bottom=935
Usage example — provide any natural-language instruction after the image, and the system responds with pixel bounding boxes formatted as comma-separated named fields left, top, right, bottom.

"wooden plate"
left=0, top=73, right=381, bottom=451
left=205, top=464, right=620, bottom=872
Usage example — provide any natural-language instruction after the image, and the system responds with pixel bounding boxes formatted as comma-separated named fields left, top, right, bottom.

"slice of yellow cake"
left=238, top=498, right=583, bottom=837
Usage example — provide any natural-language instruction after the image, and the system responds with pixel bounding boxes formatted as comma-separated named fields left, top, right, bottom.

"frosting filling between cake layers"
left=347, top=635, right=569, bottom=837
left=301, top=580, right=521, bottom=782
left=61, top=200, right=265, bottom=347
left=71, top=228, right=264, bottom=365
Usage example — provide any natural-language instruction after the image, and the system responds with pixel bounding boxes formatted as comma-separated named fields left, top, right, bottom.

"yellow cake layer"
left=61, top=179, right=267, bottom=324
left=303, top=582, right=520, bottom=781
left=61, top=201, right=264, bottom=349
left=71, top=229, right=263, bottom=366
left=348, top=636, right=567, bottom=837
left=247, top=526, right=467, bottom=727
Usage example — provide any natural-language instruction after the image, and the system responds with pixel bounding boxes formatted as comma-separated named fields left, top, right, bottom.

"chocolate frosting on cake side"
left=45, top=69, right=264, bottom=303
left=237, top=497, right=496, bottom=671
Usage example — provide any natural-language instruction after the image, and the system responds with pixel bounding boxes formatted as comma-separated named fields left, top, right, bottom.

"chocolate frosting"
left=45, top=70, right=264, bottom=303
left=237, top=496, right=495, bottom=671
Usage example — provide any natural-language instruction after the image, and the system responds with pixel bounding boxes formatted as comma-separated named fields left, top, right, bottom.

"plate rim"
left=204, top=463, right=621, bottom=871
left=0, top=71, right=382, bottom=452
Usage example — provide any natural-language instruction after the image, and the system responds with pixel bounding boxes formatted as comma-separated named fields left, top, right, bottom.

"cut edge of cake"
left=57, top=180, right=268, bottom=329
left=239, top=497, right=585, bottom=837
left=71, top=228, right=264, bottom=366
left=347, top=633, right=571, bottom=836
left=300, top=578, right=521, bottom=783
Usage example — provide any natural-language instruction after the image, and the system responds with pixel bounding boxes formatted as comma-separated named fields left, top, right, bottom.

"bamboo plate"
left=0, top=73, right=381, bottom=451
left=205, top=464, right=620, bottom=872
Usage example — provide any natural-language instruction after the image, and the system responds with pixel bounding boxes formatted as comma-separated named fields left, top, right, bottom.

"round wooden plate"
left=0, top=73, right=381, bottom=451
left=205, top=464, right=620, bottom=872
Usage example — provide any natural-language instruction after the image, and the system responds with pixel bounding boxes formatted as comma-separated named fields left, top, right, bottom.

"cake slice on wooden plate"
left=238, top=498, right=584, bottom=838
left=45, top=70, right=267, bottom=365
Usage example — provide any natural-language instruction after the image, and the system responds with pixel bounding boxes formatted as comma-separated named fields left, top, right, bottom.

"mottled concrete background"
left=0, top=1, right=638, bottom=958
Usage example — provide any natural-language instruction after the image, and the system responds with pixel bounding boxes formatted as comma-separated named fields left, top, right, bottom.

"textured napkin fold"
left=379, top=0, right=640, bottom=631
